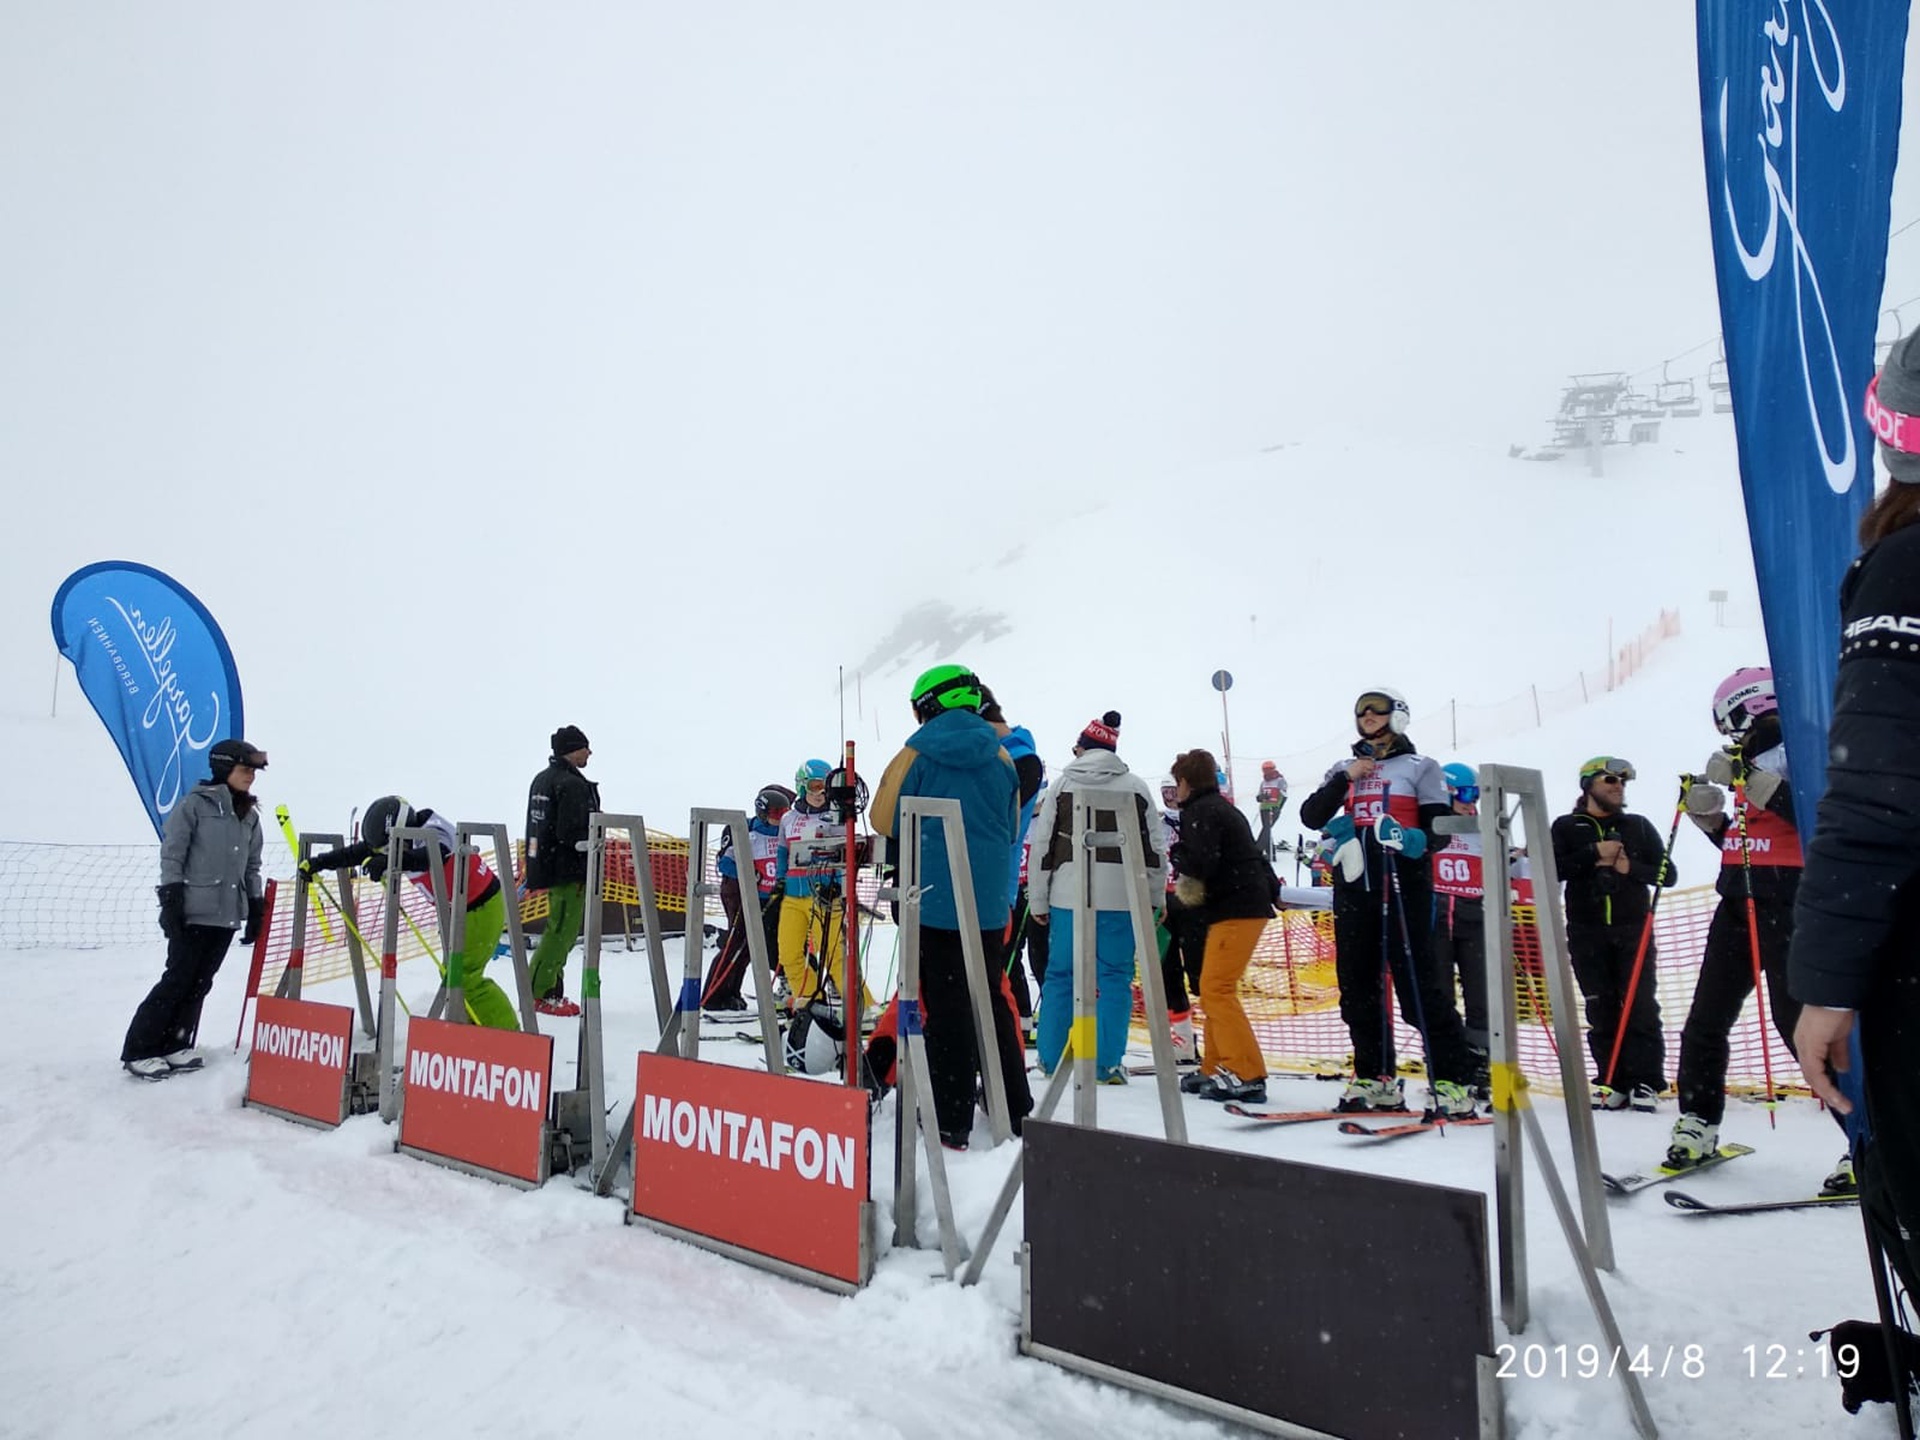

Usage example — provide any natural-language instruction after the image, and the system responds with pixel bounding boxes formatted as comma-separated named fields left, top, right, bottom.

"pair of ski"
left=1603, top=1143, right=1859, bottom=1215
left=1222, top=1104, right=1491, bottom=1140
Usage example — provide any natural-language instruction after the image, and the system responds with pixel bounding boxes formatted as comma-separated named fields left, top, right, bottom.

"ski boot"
left=1337, top=1076, right=1406, bottom=1112
left=1665, top=1114, right=1719, bottom=1169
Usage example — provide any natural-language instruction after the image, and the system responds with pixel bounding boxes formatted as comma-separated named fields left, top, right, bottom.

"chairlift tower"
left=1552, top=373, right=1629, bottom=476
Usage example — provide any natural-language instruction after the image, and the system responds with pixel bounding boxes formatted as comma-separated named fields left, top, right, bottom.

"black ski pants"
left=1673, top=895, right=1797, bottom=1124
left=1004, top=883, right=1038, bottom=1019
left=703, top=879, right=780, bottom=1010
left=1431, top=894, right=1489, bottom=1050
left=918, top=925, right=1033, bottom=1143
left=1862, top=963, right=1920, bottom=1303
left=1332, top=856, right=1474, bottom=1085
left=123, top=924, right=236, bottom=1062
left=1566, top=919, right=1666, bottom=1094
left=1158, top=899, right=1207, bottom=1014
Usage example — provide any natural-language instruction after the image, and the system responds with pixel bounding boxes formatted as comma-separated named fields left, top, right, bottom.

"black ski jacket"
left=1550, top=804, right=1674, bottom=929
left=1169, top=785, right=1275, bottom=923
left=1791, top=523, right=1920, bottom=1009
left=525, top=756, right=600, bottom=890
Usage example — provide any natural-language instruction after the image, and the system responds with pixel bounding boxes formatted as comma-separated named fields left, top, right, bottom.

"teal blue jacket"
left=872, top=710, right=1019, bottom=931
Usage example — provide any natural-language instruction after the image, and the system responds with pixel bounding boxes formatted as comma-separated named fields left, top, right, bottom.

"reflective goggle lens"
left=1453, top=785, right=1479, bottom=804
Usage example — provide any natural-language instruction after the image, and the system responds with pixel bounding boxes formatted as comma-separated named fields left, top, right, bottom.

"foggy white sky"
left=3, top=4, right=1917, bottom=842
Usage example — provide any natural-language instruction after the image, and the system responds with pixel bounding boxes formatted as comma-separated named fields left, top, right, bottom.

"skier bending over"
left=305, top=796, right=519, bottom=1030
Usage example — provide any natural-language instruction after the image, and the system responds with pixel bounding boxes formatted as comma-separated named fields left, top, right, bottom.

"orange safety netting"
left=1148, top=884, right=1799, bottom=1097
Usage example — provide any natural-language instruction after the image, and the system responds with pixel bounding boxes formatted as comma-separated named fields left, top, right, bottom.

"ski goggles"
left=1451, top=784, right=1480, bottom=804
left=1354, top=693, right=1396, bottom=717
left=1579, top=757, right=1636, bottom=784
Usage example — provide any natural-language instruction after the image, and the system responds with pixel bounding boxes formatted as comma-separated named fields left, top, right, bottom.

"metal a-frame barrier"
left=962, top=785, right=1186, bottom=1287
left=889, top=796, right=1015, bottom=1277
left=1471, top=764, right=1656, bottom=1440
left=677, top=808, right=784, bottom=1070
left=413, top=822, right=538, bottom=1031
left=368, top=823, right=506, bottom=1121
left=275, top=830, right=385, bottom=1113
left=571, top=813, right=673, bottom=1197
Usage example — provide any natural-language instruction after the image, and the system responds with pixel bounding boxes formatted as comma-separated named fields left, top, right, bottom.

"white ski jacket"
left=1027, top=750, right=1165, bottom=918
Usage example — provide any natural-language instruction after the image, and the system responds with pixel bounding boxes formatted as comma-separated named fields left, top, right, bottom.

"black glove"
left=241, top=891, right=264, bottom=946
left=156, top=882, right=186, bottom=940
left=363, top=853, right=388, bottom=884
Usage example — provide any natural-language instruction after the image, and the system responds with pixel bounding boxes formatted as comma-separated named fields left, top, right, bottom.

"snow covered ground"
left=0, top=880, right=1883, bottom=1440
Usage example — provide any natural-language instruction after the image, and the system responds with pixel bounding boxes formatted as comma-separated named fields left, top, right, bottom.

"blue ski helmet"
left=795, top=759, right=831, bottom=792
left=1442, top=763, right=1478, bottom=804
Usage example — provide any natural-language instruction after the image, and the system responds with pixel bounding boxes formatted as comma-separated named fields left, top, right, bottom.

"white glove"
left=1684, top=781, right=1726, bottom=832
left=1704, top=749, right=1735, bottom=786
left=1334, top=837, right=1365, bottom=883
left=1745, top=767, right=1783, bottom=809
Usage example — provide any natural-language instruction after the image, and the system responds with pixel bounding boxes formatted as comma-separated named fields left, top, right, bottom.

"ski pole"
left=1601, top=778, right=1686, bottom=1091
left=273, top=805, right=335, bottom=942
left=1376, top=834, right=1395, bottom=1083
left=1730, top=755, right=1780, bottom=1129
left=1385, top=850, right=1446, bottom=1121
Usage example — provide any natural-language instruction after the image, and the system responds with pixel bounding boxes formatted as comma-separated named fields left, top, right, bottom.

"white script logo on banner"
left=1714, top=1, right=1857, bottom=494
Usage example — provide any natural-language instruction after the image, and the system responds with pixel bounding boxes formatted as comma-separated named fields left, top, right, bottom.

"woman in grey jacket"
left=121, top=738, right=266, bottom=1078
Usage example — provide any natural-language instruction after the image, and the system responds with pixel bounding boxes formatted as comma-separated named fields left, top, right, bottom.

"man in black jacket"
left=1550, top=757, right=1676, bottom=1111
left=525, top=725, right=600, bottom=1017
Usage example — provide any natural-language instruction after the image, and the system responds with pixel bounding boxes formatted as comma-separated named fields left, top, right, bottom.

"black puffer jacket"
left=1550, top=804, right=1674, bottom=929
left=1791, top=523, right=1920, bottom=1008
left=525, top=756, right=601, bottom=890
left=1169, top=785, right=1275, bottom=923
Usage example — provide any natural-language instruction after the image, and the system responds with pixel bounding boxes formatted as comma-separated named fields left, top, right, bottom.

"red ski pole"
left=840, top=740, right=863, bottom=1090
left=1601, top=780, right=1686, bottom=1091
left=1729, top=758, right=1780, bottom=1128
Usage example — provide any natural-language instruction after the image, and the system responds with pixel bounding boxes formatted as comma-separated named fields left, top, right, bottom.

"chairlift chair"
left=1707, top=357, right=1732, bottom=413
left=1655, top=362, right=1701, bottom=418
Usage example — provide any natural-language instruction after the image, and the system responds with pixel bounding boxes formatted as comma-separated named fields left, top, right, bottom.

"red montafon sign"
left=632, top=1054, right=870, bottom=1286
left=246, top=996, right=354, bottom=1127
left=399, top=1017, right=555, bottom=1186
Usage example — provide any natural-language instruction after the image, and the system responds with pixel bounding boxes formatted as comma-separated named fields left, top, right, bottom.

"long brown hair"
left=1859, top=481, right=1920, bottom=547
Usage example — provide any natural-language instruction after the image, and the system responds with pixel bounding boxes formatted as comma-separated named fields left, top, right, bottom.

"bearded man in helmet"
left=870, top=664, right=1034, bottom=1149
left=122, top=738, right=268, bottom=1078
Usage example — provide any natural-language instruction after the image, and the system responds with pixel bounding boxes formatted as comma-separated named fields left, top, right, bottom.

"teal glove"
left=1375, top=814, right=1427, bottom=860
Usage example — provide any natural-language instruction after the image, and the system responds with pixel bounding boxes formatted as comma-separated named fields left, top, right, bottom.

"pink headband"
left=1866, top=374, right=1920, bottom=455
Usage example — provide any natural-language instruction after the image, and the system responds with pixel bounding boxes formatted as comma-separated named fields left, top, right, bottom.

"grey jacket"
left=159, top=781, right=264, bottom=929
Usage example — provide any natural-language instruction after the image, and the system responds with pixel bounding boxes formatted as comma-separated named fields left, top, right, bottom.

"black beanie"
left=1869, top=330, right=1920, bottom=484
left=551, top=725, right=590, bottom=756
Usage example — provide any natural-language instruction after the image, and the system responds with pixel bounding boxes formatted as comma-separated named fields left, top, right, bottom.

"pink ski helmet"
left=1712, top=667, right=1778, bottom=737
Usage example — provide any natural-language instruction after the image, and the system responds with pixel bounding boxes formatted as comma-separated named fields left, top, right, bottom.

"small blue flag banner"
left=1695, top=1, right=1911, bottom=839
left=50, top=561, right=246, bottom=838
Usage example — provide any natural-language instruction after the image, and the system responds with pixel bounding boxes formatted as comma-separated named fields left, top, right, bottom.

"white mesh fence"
left=0, top=840, right=299, bottom=950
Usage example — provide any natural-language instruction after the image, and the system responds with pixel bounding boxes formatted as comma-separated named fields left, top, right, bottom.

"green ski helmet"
left=910, top=664, right=985, bottom=721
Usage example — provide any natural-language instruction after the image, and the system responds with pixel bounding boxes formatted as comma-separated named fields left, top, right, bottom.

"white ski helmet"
left=1355, top=687, right=1412, bottom=736
left=784, top=1002, right=846, bottom=1076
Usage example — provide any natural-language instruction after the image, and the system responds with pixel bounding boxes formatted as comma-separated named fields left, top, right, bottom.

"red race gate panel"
left=399, top=1017, right=555, bottom=1186
left=246, top=996, right=354, bottom=1128
left=632, top=1054, right=869, bottom=1287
